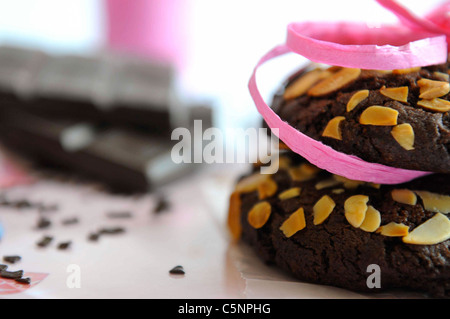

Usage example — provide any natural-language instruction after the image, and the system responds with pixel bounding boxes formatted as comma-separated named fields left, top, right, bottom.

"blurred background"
left=0, top=0, right=443, bottom=193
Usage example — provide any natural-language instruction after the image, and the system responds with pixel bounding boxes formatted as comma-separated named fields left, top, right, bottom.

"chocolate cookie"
left=270, top=62, right=450, bottom=173
left=227, top=152, right=450, bottom=298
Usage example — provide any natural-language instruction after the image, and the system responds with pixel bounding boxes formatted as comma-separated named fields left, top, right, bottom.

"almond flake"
left=227, top=192, right=242, bottom=240
left=278, top=187, right=302, bottom=200
left=322, top=116, right=345, bottom=140
left=235, top=173, right=268, bottom=193
left=402, top=213, right=450, bottom=245
left=417, top=78, right=450, bottom=99
left=344, top=195, right=369, bottom=228
left=308, top=68, right=361, bottom=96
left=313, top=195, right=336, bottom=225
left=380, top=86, right=409, bottom=102
left=247, top=201, right=271, bottom=229
left=391, top=189, right=417, bottom=205
left=359, top=205, right=381, bottom=232
left=433, top=71, right=449, bottom=82
left=417, top=98, right=450, bottom=112
left=289, top=163, right=320, bottom=182
left=359, top=106, right=398, bottom=126
left=377, top=222, right=409, bottom=237
left=257, top=177, right=278, bottom=200
left=392, top=67, right=421, bottom=74
left=279, top=207, right=306, bottom=238
left=391, top=123, right=415, bottom=150
left=414, top=191, right=450, bottom=214
left=347, top=90, right=369, bottom=112
left=284, top=69, right=331, bottom=100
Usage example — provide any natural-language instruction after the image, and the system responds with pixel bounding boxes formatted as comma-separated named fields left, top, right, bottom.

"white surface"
left=0, top=164, right=426, bottom=299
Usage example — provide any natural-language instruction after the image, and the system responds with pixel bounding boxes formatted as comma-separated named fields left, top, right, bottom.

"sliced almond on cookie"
left=284, top=69, right=332, bottom=100
left=344, top=195, right=369, bottom=228
left=359, top=106, right=399, bottom=126
left=391, top=123, right=415, bottom=151
left=380, top=86, right=409, bottom=103
left=247, top=201, right=272, bottom=229
left=417, top=78, right=450, bottom=99
left=308, top=68, right=361, bottom=96
left=347, top=90, right=369, bottom=112
left=359, top=205, right=381, bottom=232
left=279, top=207, right=306, bottom=238
left=322, top=116, right=345, bottom=140
left=402, top=213, right=450, bottom=245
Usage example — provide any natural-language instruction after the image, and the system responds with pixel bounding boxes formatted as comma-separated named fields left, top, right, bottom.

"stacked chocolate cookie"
left=227, top=63, right=450, bottom=298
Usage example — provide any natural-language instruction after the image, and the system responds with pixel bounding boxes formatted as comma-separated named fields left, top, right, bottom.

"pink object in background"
left=105, top=0, right=187, bottom=69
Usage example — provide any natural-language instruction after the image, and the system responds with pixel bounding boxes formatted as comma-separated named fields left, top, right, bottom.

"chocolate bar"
left=0, top=107, right=195, bottom=193
left=0, top=45, right=47, bottom=103
left=0, top=45, right=193, bottom=136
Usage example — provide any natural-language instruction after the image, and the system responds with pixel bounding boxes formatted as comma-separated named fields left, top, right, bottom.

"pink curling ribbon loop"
left=248, top=0, right=450, bottom=183
left=248, top=44, right=431, bottom=184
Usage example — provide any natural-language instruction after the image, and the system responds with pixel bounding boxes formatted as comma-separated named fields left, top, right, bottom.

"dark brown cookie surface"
left=271, top=62, right=450, bottom=173
left=228, top=153, right=450, bottom=298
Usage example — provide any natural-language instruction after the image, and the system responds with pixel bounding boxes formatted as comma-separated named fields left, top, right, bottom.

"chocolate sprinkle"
left=169, top=265, right=185, bottom=275
left=36, top=216, right=51, bottom=229
left=88, top=232, right=100, bottom=242
left=3, top=256, right=21, bottom=264
left=36, top=236, right=53, bottom=248
left=57, top=241, right=71, bottom=250
left=99, top=227, right=125, bottom=235
left=62, top=217, right=79, bottom=225
left=106, top=211, right=133, bottom=219
left=154, top=195, right=170, bottom=214
left=15, top=277, right=31, bottom=285
left=1, top=269, right=23, bottom=279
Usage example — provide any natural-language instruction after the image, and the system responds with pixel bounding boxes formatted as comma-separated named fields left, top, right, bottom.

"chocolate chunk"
left=0, top=264, right=8, bottom=271
left=169, top=265, right=185, bottom=275
left=3, top=256, right=21, bottom=264
left=36, top=236, right=53, bottom=247
left=15, top=277, right=31, bottom=285
left=57, top=241, right=71, bottom=250
left=1, top=269, right=23, bottom=279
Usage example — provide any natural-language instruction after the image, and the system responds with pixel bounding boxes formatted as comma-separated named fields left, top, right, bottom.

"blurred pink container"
left=105, top=0, right=187, bottom=68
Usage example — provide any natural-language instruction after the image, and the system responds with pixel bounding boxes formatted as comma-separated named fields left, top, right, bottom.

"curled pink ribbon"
left=248, top=0, right=450, bottom=184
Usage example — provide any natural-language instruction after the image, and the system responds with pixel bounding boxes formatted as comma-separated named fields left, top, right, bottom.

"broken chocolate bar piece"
left=0, top=108, right=194, bottom=193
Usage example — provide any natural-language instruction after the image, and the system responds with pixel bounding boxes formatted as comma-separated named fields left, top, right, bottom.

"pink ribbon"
left=248, top=44, right=432, bottom=184
left=248, top=0, right=450, bottom=183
